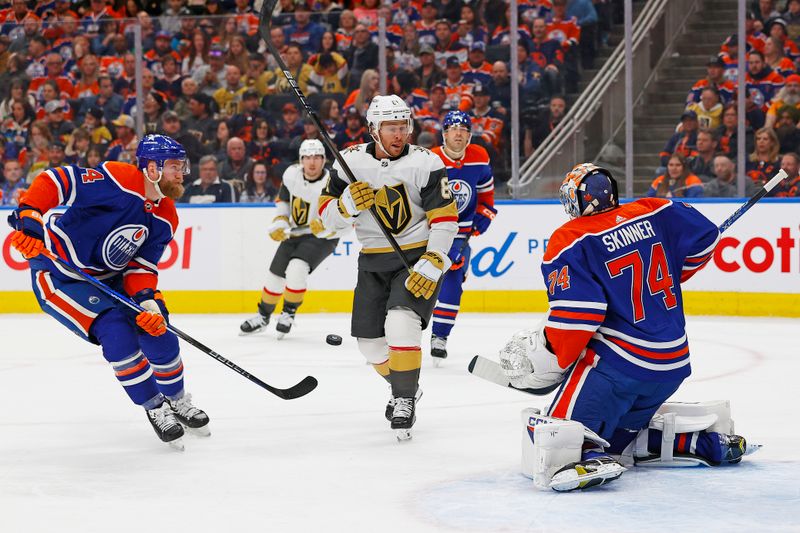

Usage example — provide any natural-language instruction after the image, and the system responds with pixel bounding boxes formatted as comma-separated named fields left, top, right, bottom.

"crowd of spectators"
left=0, top=0, right=614, bottom=205
left=650, top=2, right=800, bottom=198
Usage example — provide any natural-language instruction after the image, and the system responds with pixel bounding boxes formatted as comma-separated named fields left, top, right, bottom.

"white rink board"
left=1, top=200, right=798, bottom=293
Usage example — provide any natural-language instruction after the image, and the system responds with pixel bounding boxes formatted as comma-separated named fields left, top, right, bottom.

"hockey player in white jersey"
left=240, top=139, right=340, bottom=338
left=318, top=95, right=458, bottom=440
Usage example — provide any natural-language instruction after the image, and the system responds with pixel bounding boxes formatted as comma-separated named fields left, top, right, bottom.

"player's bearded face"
left=160, top=159, right=187, bottom=200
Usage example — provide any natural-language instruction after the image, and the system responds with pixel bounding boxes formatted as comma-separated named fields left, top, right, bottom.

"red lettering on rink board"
left=712, top=227, right=798, bottom=273
left=157, top=227, right=193, bottom=270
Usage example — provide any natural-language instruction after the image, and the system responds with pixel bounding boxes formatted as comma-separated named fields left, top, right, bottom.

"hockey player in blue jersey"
left=429, top=111, right=496, bottom=365
left=7, top=134, right=210, bottom=450
left=498, top=163, right=758, bottom=491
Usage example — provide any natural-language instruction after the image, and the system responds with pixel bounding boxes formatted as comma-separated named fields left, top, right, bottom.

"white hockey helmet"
left=298, top=138, right=325, bottom=159
left=366, top=94, right=414, bottom=137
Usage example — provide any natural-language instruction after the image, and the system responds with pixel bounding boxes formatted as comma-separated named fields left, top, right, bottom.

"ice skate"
left=430, top=335, right=448, bottom=367
left=391, top=397, right=416, bottom=441
left=549, top=456, right=626, bottom=492
left=716, top=434, right=760, bottom=465
left=239, top=302, right=271, bottom=335
left=168, top=393, right=210, bottom=437
left=385, top=387, right=423, bottom=421
left=146, top=402, right=185, bottom=451
left=275, top=309, right=296, bottom=339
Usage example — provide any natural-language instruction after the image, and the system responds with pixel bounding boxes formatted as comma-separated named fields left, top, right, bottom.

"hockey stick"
left=718, top=169, right=787, bottom=232
left=469, top=169, right=790, bottom=396
left=258, top=0, right=412, bottom=272
left=39, top=249, right=318, bottom=400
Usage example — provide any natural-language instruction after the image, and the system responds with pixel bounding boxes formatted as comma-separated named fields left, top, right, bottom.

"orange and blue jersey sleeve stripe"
left=19, top=166, right=77, bottom=213
left=545, top=299, right=607, bottom=368
left=681, top=232, right=719, bottom=282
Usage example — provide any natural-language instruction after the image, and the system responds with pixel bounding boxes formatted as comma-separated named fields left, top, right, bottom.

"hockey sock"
left=431, top=304, right=459, bottom=338
left=109, top=350, right=161, bottom=405
left=149, top=355, right=185, bottom=398
left=261, top=288, right=282, bottom=310
left=372, top=360, right=391, bottom=382
left=283, top=288, right=305, bottom=310
left=647, top=430, right=724, bottom=463
left=388, top=345, right=421, bottom=397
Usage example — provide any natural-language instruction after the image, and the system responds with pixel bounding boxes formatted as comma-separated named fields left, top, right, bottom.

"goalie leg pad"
left=520, top=409, right=612, bottom=489
left=624, top=400, right=736, bottom=467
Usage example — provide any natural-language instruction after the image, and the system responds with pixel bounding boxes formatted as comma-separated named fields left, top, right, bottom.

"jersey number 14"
left=605, top=243, right=677, bottom=323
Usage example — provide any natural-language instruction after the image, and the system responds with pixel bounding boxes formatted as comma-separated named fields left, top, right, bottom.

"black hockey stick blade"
left=468, top=355, right=559, bottom=396
left=264, top=375, right=318, bottom=400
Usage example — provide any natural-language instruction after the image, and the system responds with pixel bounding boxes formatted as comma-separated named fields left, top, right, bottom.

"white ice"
left=1, top=313, right=798, bottom=533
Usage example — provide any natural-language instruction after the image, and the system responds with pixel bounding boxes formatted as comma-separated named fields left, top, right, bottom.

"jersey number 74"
left=605, top=242, right=677, bottom=323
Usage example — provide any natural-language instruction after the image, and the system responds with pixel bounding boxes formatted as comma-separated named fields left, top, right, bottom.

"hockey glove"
left=499, top=324, right=566, bottom=394
left=309, top=218, right=326, bottom=236
left=8, top=207, right=45, bottom=259
left=338, top=181, right=375, bottom=218
left=472, top=204, right=497, bottom=235
left=448, top=239, right=469, bottom=271
left=405, top=251, right=446, bottom=300
left=268, top=216, right=290, bottom=241
left=133, top=289, right=168, bottom=337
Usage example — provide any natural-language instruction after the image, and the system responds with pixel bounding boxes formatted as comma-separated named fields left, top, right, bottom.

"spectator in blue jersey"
left=530, top=17, right=565, bottom=98
left=461, top=42, right=493, bottom=88
left=285, top=3, right=325, bottom=56
left=181, top=154, right=235, bottom=203
left=275, top=102, right=305, bottom=140
left=515, top=40, right=544, bottom=99
left=566, top=0, right=598, bottom=69
left=658, top=110, right=699, bottom=168
left=648, top=153, right=704, bottom=198
left=497, top=163, right=756, bottom=492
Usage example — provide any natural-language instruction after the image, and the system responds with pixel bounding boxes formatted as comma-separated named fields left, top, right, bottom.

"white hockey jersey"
left=319, top=142, right=458, bottom=271
left=276, top=164, right=338, bottom=240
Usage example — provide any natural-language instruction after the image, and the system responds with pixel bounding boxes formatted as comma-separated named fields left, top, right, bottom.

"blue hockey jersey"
left=20, top=161, right=178, bottom=297
left=431, top=144, right=494, bottom=238
left=541, top=198, right=720, bottom=382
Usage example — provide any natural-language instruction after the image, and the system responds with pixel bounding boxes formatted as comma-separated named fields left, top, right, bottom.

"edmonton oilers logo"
left=102, top=225, right=148, bottom=270
left=450, top=179, right=472, bottom=213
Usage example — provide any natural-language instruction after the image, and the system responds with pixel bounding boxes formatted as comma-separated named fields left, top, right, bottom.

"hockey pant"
left=547, top=352, right=730, bottom=465
left=31, top=268, right=184, bottom=409
left=431, top=242, right=471, bottom=338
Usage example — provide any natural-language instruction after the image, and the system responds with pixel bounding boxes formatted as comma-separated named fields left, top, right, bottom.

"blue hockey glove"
left=472, top=204, right=497, bottom=235
left=448, top=239, right=469, bottom=270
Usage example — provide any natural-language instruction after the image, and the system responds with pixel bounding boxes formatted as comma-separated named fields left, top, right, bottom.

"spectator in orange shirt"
left=648, top=153, right=704, bottom=198
left=763, top=35, right=796, bottom=78
left=72, top=54, right=101, bottom=99
left=28, top=53, right=75, bottom=101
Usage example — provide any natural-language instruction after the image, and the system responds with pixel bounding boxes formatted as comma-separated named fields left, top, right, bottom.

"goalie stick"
left=258, top=0, right=412, bottom=272
left=469, top=169, right=789, bottom=394
left=40, top=249, right=318, bottom=400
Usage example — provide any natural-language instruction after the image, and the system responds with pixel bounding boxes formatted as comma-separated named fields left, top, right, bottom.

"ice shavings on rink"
left=1, top=313, right=798, bottom=532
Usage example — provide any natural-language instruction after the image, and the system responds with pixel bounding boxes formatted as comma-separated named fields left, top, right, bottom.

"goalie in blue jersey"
left=499, top=163, right=760, bottom=491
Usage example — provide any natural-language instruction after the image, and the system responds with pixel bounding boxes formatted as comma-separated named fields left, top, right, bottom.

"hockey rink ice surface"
left=1, top=313, right=798, bottom=533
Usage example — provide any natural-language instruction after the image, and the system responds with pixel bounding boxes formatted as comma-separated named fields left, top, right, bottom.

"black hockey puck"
left=326, top=334, right=343, bottom=346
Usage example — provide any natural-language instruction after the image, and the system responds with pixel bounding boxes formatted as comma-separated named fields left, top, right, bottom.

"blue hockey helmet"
left=442, top=110, right=472, bottom=131
left=136, top=134, right=189, bottom=174
left=559, top=163, right=619, bottom=219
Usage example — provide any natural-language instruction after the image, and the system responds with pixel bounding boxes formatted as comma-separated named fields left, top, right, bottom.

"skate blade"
left=276, top=332, right=286, bottom=340
left=395, top=428, right=413, bottom=441
left=549, top=463, right=625, bottom=492
left=744, top=442, right=763, bottom=456
left=239, top=329, right=264, bottom=337
left=432, top=357, right=442, bottom=368
left=166, top=437, right=185, bottom=452
left=184, top=425, right=211, bottom=438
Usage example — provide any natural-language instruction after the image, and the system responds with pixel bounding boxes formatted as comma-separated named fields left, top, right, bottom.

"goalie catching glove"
left=268, top=216, right=290, bottom=241
left=133, top=289, right=168, bottom=337
left=499, top=320, right=566, bottom=394
left=8, top=207, right=45, bottom=259
left=338, top=181, right=375, bottom=218
left=405, top=251, right=447, bottom=300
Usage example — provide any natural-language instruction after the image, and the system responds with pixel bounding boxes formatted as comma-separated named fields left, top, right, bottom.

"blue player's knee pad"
left=139, top=329, right=180, bottom=365
left=91, top=309, right=141, bottom=363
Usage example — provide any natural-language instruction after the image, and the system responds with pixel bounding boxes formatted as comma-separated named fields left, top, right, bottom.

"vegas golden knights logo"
left=292, top=197, right=310, bottom=226
left=374, top=183, right=411, bottom=234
